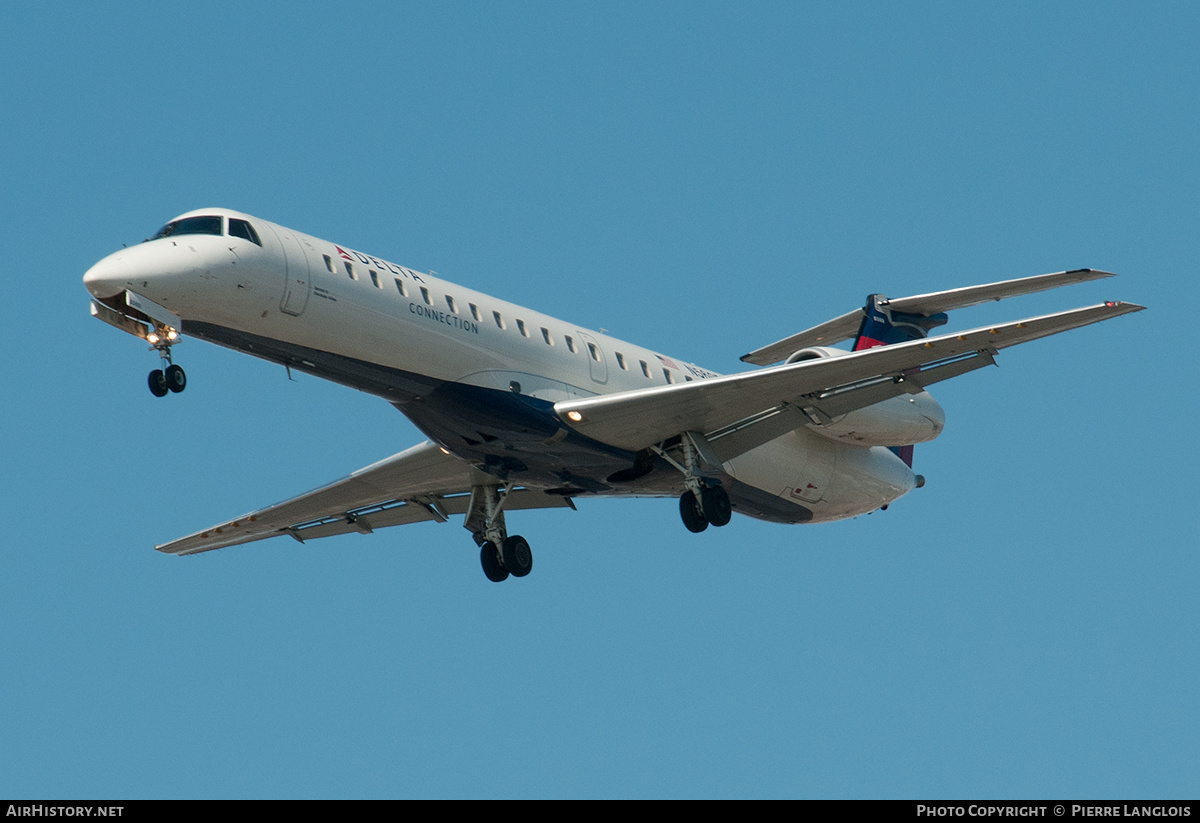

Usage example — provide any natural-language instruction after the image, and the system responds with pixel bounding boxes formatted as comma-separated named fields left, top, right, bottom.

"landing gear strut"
left=467, top=483, right=534, bottom=582
left=146, top=326, right=185, bottom=397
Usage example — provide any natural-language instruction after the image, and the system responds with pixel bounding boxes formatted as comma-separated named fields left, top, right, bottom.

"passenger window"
left=663, top=369, right=673, bottom=383
left=469, top=303, right=481, bottom=321
left=640, top=360, right=650, bottom=378
left=516, top=319, right=529, bottom=338
left=446, top=295, right=458, bottom=314
left=565, top=335, right=577, bottom=353
left=541, top=328, right=553, bottom=345
left=394, top=278, right=407, bottom=297
left=588, top=343, right=600, bottom=362
left=369, top=270, right=380, bottom=288
left=228, top=219, right=262, bottom=246
left=345, top=261, right=356, bottom=280
left=616, top=352, right=627, bottom=370
left=420, top=287, right=432, bottom=306
left=323, top=255, right=334, bottom=273
left=493, top=311, right=506, bottom=330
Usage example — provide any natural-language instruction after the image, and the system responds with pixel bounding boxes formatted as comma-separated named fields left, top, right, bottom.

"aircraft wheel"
left=701, top=484, right=732, bottom=527
left=148, top=369, right=168, bottom=397
left=480, top=541, right=509, bottom=582
left=680, top=491, right=708, bottom=533
left=165, top=364, right=187, bottom=393
left=501, top=535, right=533, bottom=578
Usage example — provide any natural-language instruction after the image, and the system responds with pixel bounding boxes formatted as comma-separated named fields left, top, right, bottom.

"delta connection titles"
left=916, top=808, right=1191, bottom=818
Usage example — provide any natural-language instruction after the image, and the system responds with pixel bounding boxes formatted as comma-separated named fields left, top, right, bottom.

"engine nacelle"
left=784, top=346, right=849, bottom=364
left=786, top=347, right=945, bottom=446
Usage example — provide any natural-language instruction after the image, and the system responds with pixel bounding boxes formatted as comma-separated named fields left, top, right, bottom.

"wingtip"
left=1067, top=268, right=1119, bottom=279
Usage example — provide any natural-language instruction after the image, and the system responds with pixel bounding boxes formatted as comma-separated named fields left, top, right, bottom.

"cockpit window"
left=228, top=218, right=262, bottom=246
left=150, top=215, right=223, bottom=240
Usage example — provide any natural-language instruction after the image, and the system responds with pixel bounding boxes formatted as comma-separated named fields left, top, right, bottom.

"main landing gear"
left=653, top=431, right=735, bottom=534
left=480, top=535, right=533, bottom=582
left=466, top=483, right=533, bottom=582
left=145, top=327, right=186, bottom=398
left=679, top=483, right=732, bottom=533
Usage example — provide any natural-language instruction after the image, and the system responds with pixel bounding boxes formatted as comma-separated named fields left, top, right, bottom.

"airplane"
left=82, top=208, right=1143, bottom=581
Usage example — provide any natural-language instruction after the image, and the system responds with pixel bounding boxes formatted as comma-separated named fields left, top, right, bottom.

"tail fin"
left=853, top=295, right=947, bottom=469
left=888, top=444, right=915, bottom=468
left=852, top=294, right=949, bottom=351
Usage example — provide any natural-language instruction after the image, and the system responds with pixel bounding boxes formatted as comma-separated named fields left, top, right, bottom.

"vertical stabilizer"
left=852, top=294, right=949, bottom=351
left=889, top=444, right=915, bottom=468
left=852, top=295, right=948, bottom=469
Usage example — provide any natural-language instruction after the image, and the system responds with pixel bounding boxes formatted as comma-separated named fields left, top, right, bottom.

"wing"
left=741, top=268, right=1116, bottom=365
left=157, top=441, right=573, bottom=555
left=555, top=301, right=1144, bottom=456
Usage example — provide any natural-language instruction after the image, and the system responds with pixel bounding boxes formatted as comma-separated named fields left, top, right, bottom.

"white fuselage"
left=84, top=208, right=928, bottom=524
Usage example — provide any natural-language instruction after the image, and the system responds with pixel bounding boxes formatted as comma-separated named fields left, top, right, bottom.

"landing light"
left=167, top=329, right=179, bottom=341
left=566, top=410, right=584, bottom=423
left=146, top=332, right=159, bottom=344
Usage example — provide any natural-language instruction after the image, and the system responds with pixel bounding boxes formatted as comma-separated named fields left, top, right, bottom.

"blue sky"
left=2, top=1, right=1196, bottom=799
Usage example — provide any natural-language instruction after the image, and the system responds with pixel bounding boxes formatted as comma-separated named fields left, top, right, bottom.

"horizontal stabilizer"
left=742, top=269, right=1116, bottom=365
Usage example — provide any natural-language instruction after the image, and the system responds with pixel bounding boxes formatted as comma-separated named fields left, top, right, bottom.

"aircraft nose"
left=83, top=253, right=129, bottom=299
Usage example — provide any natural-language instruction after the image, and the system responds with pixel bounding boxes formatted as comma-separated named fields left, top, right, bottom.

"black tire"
left=165, top=364, right=187, bottom=393
left=148, top=369, right=168, bottom=397
left=701, top=484, right=732, bottom=527
left=680, top=490, right=708, bottom=533
left=480, top=541, right=509, bottom=582
left=501, top=535, right=533, bottom=577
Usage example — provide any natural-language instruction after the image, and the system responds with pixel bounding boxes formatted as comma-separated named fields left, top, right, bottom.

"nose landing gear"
left=146, top=326, right=185, bottom=397
left=148, top=363, right=186, bottom=397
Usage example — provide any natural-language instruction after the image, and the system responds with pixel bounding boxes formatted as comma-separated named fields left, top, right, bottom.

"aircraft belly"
left=724, top=480, right=816, bottom=523
left=726, top=429, right=837, bottom=506
left=183, top=321, right=444, bottom=399
left=399, top=381, right=637, bottom=490
left=183, top=320, right=858, bottom=519
left=721, top=429, right=916, bottom=523
left=457, top=370, right=595, bottom=404
left=180, top=321, right=633, bottom=487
